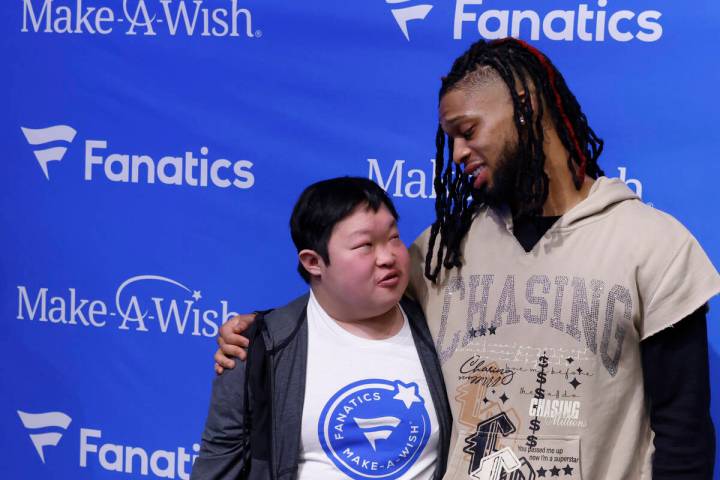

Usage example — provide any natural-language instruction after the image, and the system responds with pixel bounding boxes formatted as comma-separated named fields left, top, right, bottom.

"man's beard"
left=471, top=139, right=524, bottom=208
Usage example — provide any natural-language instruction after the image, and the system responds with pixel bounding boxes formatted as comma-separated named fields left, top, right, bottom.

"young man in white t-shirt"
left=190, top=177, right=452, bottom=480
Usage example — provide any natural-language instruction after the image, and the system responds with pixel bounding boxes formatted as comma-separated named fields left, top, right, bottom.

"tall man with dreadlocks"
left=213, top=38, right=719, bottom=479
left=411, top=37, right=719, bottom=479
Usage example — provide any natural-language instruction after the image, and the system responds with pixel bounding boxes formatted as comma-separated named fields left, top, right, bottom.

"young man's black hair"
left=290, top=176, right=399, bottom=282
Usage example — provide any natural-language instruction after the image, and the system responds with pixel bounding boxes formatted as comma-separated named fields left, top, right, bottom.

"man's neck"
left=310, top=287, right=404, bottom=340
left=542, top=175, right=594, bottom=216
left=541, top=138, right=595, bottom=216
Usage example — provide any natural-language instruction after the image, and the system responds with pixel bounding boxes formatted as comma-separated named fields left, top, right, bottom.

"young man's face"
left=439, top=79, right=523, bottom=205
left=319, top=203, right=409, bottom=320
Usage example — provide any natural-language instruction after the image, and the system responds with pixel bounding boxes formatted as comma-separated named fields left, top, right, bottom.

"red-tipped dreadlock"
left=495, top=38, right=588, bottom=185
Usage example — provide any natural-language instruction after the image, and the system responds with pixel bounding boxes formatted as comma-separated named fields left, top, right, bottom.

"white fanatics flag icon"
left=21, top=125, right=77, bottom=180
left=17, top=410, right=73, bottom=463
left=385, top=0, right=433, bottom=40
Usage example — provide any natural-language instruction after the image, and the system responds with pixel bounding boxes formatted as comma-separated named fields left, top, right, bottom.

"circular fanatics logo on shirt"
left=318, top=379, right=431, bottom=479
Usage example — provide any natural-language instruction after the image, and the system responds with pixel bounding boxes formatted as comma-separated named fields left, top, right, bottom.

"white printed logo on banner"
left=19, top=124, right=255, bottom=190
left=369, top=159, right=647, bottom=201
left=453, top=0, right=663, bottom=42
left=16, top=274, right=238, bottom=338
left=84, top=139, right=255, bottom=189
left=18, top=408, right=199, bottom=478
left=80, top=428, right=200, bottom=479
left=21, top=125, right=77, bottom=180
left=617, top=166, right=643, bottom=199
left=21, top=0, right=262, bottom=38
left=386, top=0, right=433, bottom=40
left=368, top=158, right=438, bottom=199
left=17, top=410, right=72, bottom=463
left=384, top=0, right=663, bottom=42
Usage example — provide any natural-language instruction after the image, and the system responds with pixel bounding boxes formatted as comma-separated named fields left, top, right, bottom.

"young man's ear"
left=298, top=249, right=325, bottom=279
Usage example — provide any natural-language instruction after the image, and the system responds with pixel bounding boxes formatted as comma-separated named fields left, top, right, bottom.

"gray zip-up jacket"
left=190, top=293, right=452, bottom=480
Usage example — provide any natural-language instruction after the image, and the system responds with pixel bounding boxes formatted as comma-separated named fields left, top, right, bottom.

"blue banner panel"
left=2, top=0, right=719, bottom=478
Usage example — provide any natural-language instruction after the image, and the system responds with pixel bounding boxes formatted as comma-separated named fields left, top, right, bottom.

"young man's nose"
left=375, top=244, right=396, bottom=266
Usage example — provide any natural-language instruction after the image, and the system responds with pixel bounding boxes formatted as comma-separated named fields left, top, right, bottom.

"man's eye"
left=353, top=243, right=372, bottom=250
left=462, top=127, right=474, bottom=140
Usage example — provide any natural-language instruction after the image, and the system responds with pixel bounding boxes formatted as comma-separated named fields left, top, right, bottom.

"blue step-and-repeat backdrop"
left=2, top=1, right=719, bottom=478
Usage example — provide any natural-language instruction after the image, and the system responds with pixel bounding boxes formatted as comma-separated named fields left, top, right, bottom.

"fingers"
left=222, top=332, right=249, bottom=349
left=212, top=313, right=255, bottom=374
left=220, top=341, right=247, bottom=361
left=214, top=345, right=237, bottom=370
left=236, top=349, right=247, bottom=362
left=218, top=336, right=247, bottom=362
left=229, top=314, right=256, bottom=335
left=219, top=314, right=254, bottom=342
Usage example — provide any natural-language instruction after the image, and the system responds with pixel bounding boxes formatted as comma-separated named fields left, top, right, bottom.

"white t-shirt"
left=297, top=292, right=439, bottom=480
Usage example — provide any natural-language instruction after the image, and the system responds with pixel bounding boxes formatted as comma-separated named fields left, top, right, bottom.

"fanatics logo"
left=18, top=123, right=255, bottom=189
left=385, top=0, right=433, bottom=41
left=17, top=410, right=72, bottom=463
left=318, top=379, right=431, bottom=479
left=21, top=125, right=77, bottom=180
left=381, top=0, right=663, bottom=42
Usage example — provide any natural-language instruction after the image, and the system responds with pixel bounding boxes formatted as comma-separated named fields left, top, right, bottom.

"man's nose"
left=452, top=139, right=470, bottom=165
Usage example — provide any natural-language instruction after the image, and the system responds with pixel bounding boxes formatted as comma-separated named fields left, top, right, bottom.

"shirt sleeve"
left=640, top=305, right=715, bottom=479
left=642, top=232, right=720, bottom=340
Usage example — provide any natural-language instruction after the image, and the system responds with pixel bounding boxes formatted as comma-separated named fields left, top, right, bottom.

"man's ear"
left=298, top=249, right=325, bottom=279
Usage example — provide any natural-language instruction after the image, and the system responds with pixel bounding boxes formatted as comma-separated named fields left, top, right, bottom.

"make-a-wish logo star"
left=393, top=382, right=422, bottom=408
left=385, top=0, right=433, bottom=41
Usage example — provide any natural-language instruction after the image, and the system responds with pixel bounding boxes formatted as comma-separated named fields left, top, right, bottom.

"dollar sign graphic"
left=534, top=387, right=545, bottom=399
left=538, top=355, right=549, bottom=368
left=537, top=371, right=547, bottom=384
left=529, top=419, right=541, bottom=432
left=526, top=435, right=538, bottom=448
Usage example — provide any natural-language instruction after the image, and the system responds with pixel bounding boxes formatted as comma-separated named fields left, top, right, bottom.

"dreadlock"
left=425, top=37, right=605, bottom=283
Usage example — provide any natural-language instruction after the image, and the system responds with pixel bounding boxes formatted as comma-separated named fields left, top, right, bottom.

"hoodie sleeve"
left=641, top=230, right=720, bottom=340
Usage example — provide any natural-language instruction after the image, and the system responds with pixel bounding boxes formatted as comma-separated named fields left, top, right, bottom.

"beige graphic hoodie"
left=409, top=177, right=720, bottom=480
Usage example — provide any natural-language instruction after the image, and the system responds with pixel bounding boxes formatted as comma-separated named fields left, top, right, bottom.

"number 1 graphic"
left=471, top=447, right=522, bottom=480
left=464, top=412, right=517, bottom=476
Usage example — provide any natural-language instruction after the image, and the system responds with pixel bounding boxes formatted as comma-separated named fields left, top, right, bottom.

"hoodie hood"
left=553, top=176, right=639, bottom=229
left=492, top=176, right=640, bottom=232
